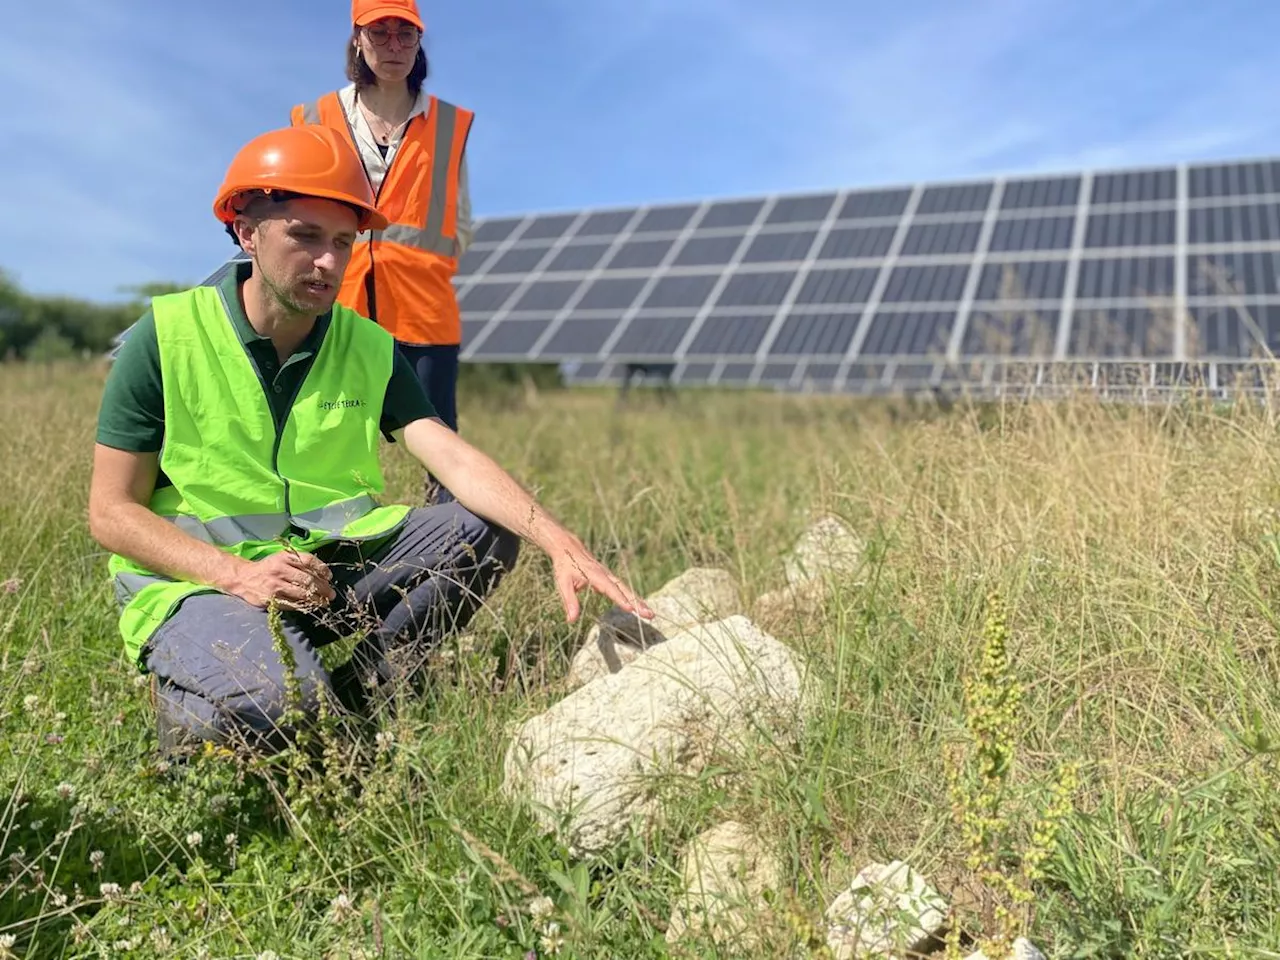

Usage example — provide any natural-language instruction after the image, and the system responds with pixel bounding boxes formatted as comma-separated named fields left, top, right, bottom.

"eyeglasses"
left=363, top=24, right=421, bottom=47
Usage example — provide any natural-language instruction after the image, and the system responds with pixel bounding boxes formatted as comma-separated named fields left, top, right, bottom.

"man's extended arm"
left=400, top=417, right=652, bottom=624
left=88, top=444, right=333, bottom=609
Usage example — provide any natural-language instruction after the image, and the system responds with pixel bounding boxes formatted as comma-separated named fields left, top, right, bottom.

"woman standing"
left=292, top=0, right=474, bottom=500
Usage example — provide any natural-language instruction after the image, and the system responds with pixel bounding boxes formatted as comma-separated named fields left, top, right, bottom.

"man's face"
left=239, top=197, right=359, bottom=317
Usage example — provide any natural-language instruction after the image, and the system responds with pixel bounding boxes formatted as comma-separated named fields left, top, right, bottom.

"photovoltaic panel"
left=1189, top=203, right=1280, bottom=244
left=1188, top=250, right=1280, bottom=298
left=111, top=152, right=1280, bottom=397
left=613, top=316, right=690, bottom=356
left=769, top=312, right=861, bottom=356
left=916, top=182, right=993, bottom=214
left=976, top=260, right=1068, bottom=301
left=838, top=189, right=910, bottom=220
left=1000, top=176, right=1081, bottom=210
left=687, top=315, right=773, bottom=356
left=607, top=239, right=671, bottom=269
left=988, top=216, right=1075, bottom=251
left=1189, top=160, right=1280, bottom=198
left=715, top=270, right=796, bottom=307
left=900, top=220, right=983, bottom=255
left=674, top=234, right=743, bottom=266
left=860, top=310, right=955, bottom=355
left=698, top=199, right=764, bottom=229
left=577, top=277, right=646, bottom=310
left=577, top=209, right=635, bottom=235
left=1189, top=303, right=1280, bottom=357
left=540, top=317, right=620, bottom=356
left=635, top=205, right=698, bottom=232
left=642, top=274, right=719, bottom=309
left=795, top=268, right=880, bottom=305
left=1084, top=209, right=1176, bottom=248
left=1068, top=306, right=1177, bottom=358
left=511, top=280, right=578, bottom=312
left=742, top=230, right=818, bottom=263
left=962, top=308, right=1059, bottom=357
left=547, top=243, right=611, bottom=272
left=766, top=193, right=837, bottom=224
left=881, top=264, right=969, bottom=302
left=1074, top=256, right=1175, bottom=300
left=819, top=225, right=895, bottom=259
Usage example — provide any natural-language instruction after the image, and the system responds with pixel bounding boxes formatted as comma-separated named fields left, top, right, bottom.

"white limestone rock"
left=503, top=616, right=806, bottom=855
left=567, top=567, right=743, bottom=689
left=665, top=821, right=781, bottom=948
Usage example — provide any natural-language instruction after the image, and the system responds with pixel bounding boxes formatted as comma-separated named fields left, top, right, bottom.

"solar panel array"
left=453, top=156, right=1280, bottom=397
left=114, top=155, right=1280, bottom=398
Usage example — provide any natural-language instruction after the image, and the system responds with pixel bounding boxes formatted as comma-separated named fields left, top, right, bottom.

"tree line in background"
left=0, top=269, right=186, bottom=362
left=0, top=268, right=566, bottom=392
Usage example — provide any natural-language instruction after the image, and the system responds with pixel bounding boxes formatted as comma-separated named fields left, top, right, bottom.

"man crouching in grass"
left=87, top=124, right=651, bottom=753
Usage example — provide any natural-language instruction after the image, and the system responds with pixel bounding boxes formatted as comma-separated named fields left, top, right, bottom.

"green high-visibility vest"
left=108, top=285, right=411, bottom=667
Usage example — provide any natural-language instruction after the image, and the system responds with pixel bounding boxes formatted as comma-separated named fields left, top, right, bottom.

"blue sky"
left=4, top=0, right=1280, bottom=302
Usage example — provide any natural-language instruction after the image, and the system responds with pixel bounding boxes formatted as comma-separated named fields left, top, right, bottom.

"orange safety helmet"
left=212, top=124, right=387, bottom=232
left=352, top=0, right=423, bottom=30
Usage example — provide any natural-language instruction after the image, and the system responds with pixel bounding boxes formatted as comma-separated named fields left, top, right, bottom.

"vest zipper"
left=275, top=369, right=313, bottom=533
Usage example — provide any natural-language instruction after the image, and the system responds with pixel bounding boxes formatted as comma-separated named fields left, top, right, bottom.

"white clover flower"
left=539, top=919, right=565, bottom=954
left=89, top=850, right=104, bottom=872
left=257, top=951, right=280, bottom=960
left=329, top=892, right=357, bottom=923
left=0, top=933, right=15, bottom=954
left=99, top=882, right=122, bottom=901
left=185, top=831, right=203, bottom=848
left=28, top=820, right=44, bottom=832
left=22, top=695, right=38, bottom=712
left=133, top=674, right=149, bottom=690
left=527, top=895, right=555, bottom=919
left=55, top=783, right=74, bottom=801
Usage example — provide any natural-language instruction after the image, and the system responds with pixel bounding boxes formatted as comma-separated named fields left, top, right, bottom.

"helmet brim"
left=213, top=185, right=388, bottom=233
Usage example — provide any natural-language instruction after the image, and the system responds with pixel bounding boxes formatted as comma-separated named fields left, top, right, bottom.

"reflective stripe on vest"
left=155, top=494, right=378, bottom=547
left=291, top=494, right=379, bottom=534
left=168, top=512, right=289, bottom=547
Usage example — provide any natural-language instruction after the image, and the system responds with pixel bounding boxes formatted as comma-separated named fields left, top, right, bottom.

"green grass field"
left=3, top=360, right=1280, bottom=958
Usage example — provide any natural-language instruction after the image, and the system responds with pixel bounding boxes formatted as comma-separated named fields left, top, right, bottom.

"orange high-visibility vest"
left=290, top=91, right=474, bottom=346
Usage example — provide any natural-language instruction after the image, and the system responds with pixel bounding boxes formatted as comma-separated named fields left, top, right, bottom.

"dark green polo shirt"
left=97, top=261, right=436, bottom=486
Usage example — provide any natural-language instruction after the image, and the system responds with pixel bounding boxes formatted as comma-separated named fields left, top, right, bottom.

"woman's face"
left=357, top=17, right=420, bottom=83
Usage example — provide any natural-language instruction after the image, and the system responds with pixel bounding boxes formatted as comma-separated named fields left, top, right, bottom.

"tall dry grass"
left=1, top=360, right=1279, bottom=957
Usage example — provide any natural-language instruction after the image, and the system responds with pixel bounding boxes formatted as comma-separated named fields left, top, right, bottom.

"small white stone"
left=783, top=515, right=863, bottom=587
left=824, top=860, right=948, bottom=959
left=665, top=821, right=781, bottom=947
left=964, top=937, right=1047, bottom=960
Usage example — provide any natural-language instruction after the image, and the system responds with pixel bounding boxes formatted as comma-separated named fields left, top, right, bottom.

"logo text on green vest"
left=320, top=398, right=368, bottom=410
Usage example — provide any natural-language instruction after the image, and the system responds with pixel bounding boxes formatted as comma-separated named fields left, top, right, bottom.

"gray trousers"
left=144, top=504, right=520, bottom=750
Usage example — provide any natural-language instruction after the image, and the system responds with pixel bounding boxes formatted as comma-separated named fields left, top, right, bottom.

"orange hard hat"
left=212, top=125, right=387, bottom=232
left=352, top=0, right=424, bottom=30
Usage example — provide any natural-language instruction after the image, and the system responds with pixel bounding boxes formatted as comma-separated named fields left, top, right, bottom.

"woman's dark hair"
left=346, top=29, right=429, bottom=97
